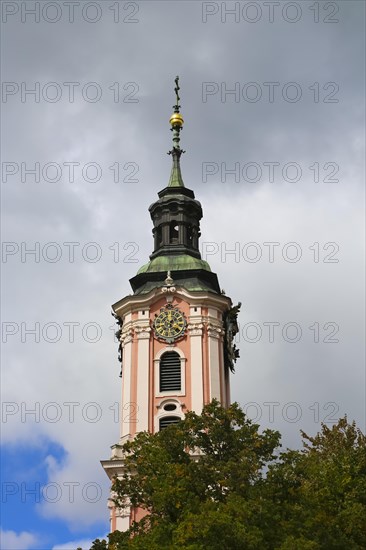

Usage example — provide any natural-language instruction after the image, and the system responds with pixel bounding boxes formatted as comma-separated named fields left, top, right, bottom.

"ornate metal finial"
left=169, top=76, right=184, bottom=154
left=167, top=76, right=185, bottom=187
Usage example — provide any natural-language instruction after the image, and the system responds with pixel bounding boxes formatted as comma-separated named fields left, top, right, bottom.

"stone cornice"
left=100, top=459, right=126, bottom=480
left=120, top=314, right=225, bottom=344
left=113, top=286, right=231, bottom=318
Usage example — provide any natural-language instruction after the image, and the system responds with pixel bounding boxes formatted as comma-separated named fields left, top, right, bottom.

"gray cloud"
left=2, top=0, right=364, bottom=529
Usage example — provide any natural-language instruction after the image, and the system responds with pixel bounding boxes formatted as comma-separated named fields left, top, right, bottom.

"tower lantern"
left=101, top=77, right=241, bottom=532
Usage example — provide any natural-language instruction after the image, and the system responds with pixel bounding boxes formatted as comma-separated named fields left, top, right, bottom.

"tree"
left=89, top=540, right=107, bottom=550
left=267, top=417, right=366, bottom=549
left=90, top=403, right=366, bottom=549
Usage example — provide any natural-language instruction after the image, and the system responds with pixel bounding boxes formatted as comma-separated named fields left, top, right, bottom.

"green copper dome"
left=137, top=254, right=212, bottom=275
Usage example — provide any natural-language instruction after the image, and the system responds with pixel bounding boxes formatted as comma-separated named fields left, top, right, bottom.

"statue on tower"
left=111, top=310, right=123, bottom=377
left=223, top=302, right=241, bottom=373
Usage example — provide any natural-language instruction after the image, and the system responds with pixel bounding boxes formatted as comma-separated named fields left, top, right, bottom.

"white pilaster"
left=207, top=309, right=223, bottom=402
left=115, top=510, right=130, bottom=532
left=188, top=306, right=204, bottom=414
left=135, top=310, right=151, bottom=432
left=120, top=313, right=133, bottom=439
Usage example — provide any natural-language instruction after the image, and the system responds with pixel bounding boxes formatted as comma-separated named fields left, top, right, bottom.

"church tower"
left=101, top=77, right=240, bottom=532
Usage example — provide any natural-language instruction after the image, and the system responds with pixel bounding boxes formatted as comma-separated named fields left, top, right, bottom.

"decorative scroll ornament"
left=207, top=321, right=223, bottom=339
left=121, top=328, right=134, bottom=345
left=223, top=302, right=241, bottom=372
left=187, top=322, right=204, bottom=336
left=134, top=324, right=151, bottom=340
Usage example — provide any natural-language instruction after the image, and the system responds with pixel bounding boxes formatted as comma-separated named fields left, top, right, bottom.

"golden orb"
left=169, top=112, right=184, bottom=127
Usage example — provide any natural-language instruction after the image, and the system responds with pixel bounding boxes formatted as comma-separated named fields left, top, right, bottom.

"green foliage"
left=91, top=402, right=366, bottom=550
left=89, top=539, right=108, bottom=550
left=267, top=417, right=366, bottom=549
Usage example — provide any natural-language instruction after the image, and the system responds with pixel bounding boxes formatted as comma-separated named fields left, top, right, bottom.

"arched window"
left=186, top=224, right=193, bottom=246
left=159, top=351, right=181, bottom=392
left=169, top=221, right=179, bottom=244
left=159, top=416, right=181, bottom=430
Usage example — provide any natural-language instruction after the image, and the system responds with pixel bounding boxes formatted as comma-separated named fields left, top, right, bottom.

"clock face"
left=153, top=305, right=186, bottom=342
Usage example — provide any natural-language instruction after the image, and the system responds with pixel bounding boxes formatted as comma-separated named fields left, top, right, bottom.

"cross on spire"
left=173, top=76, right=181, bottom=111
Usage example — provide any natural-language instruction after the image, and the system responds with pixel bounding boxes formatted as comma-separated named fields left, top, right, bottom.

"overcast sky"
left=1, top=1, right=365, bottom=548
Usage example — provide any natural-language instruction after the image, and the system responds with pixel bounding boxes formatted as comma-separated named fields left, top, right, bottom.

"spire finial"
left=168, top=76, right=185, bottom=188
left=169, top=76, right=184, bottom=154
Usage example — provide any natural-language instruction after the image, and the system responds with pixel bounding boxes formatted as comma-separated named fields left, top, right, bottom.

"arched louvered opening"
left=159, top=351, right=181, bottom=392
left=159, top=416, right=181, bottom=430
left=169, top=221, right=179, bottom=244
left=186, top=224, right=193, bottom=246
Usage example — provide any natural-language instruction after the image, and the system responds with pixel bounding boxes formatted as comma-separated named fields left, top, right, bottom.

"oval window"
left=164, top=403, right=177, bottom=412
